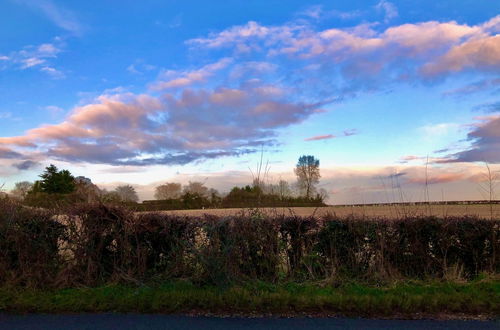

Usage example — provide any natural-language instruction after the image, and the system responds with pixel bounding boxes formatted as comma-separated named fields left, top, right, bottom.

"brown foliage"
left=0, top=199, right=64, bottom=287
left=0, top=201, right=498, bottom=288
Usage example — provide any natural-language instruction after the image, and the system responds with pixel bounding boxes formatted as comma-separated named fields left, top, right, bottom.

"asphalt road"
left=0, top=314, right=498, bottom=330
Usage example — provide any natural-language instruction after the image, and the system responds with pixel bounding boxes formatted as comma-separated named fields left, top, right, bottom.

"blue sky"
left=0, top=0, right=499, bottom=203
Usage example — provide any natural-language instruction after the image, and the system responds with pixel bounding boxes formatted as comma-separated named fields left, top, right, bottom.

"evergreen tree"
left=38, top=164, right=76, bottom=194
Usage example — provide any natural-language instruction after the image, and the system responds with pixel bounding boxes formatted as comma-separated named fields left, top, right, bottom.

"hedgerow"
left=0, top=200, right=498, bottom=288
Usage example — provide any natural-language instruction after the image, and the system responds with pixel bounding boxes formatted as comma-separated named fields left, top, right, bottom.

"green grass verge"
left=1, top=280, right=499, bottom=318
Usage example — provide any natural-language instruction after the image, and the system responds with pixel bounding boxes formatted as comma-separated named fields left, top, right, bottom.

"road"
left=0, top=314, right=498, bottom=330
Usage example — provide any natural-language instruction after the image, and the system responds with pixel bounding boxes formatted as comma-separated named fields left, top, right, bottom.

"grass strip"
left=0, top=280, right=499, bottom=318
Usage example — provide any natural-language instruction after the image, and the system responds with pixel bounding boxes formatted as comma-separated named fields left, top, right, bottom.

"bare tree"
left=277, top=179, right=291, bottom=199
left=99, top=189, right=122, bottom=203
left=74, top=178, right=101, bottom=203
left=318, top=188, right=329, bottom=202
left=294, top=155, right=321, bottom=198
left=207, top=188, right=221, bottom=202
left=154, top=182, right=182, bottom=200
left=477, top=162, right=499, bottom=220
left=114, top=185, right=139, bottom=202
left=183, top=181, right=209, bottom=197
left=10, top=181, right=33, bottom=200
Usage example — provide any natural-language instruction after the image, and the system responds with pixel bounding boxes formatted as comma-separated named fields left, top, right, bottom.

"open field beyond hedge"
left=158, top=204, right=500, bottom=219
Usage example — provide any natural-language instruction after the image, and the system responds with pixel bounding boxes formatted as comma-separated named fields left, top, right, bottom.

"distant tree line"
left=5, top=155, right=327, bottom=209
left=142, top=155, right=326, bottom=210
left=6, top=164, right=140, bottom=208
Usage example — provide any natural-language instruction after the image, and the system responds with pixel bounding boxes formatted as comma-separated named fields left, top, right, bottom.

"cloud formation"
left=14, top=0, right=83, bottom=35
left=399, top=155, right=423, bottom=163
left=375, top=1, right=398, bottom=23
left=151, top=58, right=232, bottom=90
left=421, top=35, right=500, bottom=76
left=1, top=13, right=499, bottom=170
left=305, top=129, right=358, bottom=141
left=13, top=160, right=39, bottom=170
left=404, top=172, right=466, bottom=185
left=0, top=82, right=323, bottom=166
left=0, top=38, right=64, bottom=77
left=0, top=147, right=22, bottom=159
left=447, top=114, right=500, bottom=163
left=305, top=134, right=335, bottom=141
left=443, top=78, right=500, bottom=97
left=475, top=101, right=500, bottom=113
left=188, top=15, right=500, bottom=85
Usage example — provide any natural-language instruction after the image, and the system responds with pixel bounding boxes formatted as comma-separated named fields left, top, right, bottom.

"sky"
left=0, top=0, right=499, bottom=203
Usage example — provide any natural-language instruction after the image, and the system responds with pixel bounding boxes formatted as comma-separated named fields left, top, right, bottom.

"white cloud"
left=14, top=0, right=83, bottom=35
left=126, top=64, right=140, bottom=74
left=300, top=5, right=323, bottom=19
left=375, top=0, right=399, bottom=23
left=40, top=66, right=65, bottom=79
left=420, top=122, right=459, bottom=139
left=1, top=39, right=65, bottom=78
left=127, top=60, right=157, bottom=75
left=20, top=57, right=46, bottom=68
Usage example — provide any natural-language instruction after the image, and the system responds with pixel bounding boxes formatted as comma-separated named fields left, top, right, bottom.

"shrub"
left=0, top=202, right=498, bottom=288
left=60, top=203, right=131, bottom=286
left=196, top=214, right=281, bottom=285
left=0, top=199, right=65, bottom=287
left=126, top=213, right=198, bottom=280
left=279, top=216, right=322, bottom=279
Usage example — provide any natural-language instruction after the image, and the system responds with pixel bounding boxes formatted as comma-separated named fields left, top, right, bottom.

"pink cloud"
left=399, top=155, right=422, bottom=163
left=150, top=58, right=232, bottom=90
left=421, top=35, right=500, bottom=76
left=405, top=172, right=466, bottom=185
left=1, top=38, right=65, bottom=77
left=188, top=15, right=500, bottom=81
left=383, top=21, right=479, bottom=54
left=304, top=134, right=335, bottom=141
left=305, top=129, right=358, bottom=141
left=3, top=15, right=499, bottom=170
left=0, top=81, right=323, bottom=166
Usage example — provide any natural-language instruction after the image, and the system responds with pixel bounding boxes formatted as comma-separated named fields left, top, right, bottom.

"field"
left=157, top=203, right=500, bottom=219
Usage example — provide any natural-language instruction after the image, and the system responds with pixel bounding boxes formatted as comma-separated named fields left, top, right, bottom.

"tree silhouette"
left=38, top=164, right=76, bottom=194
left=114, top=185, right=139, bottom=202
left=294, top=155, right=320, bottom=199
left=154, top=182, right=182, bottom=200
left=10, top=181, right=33, bottom=200
left=183, top=181, right=209, bottom=197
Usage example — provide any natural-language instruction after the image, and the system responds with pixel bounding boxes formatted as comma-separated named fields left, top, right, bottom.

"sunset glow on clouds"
left=0, top=0, right=499, bottom=202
